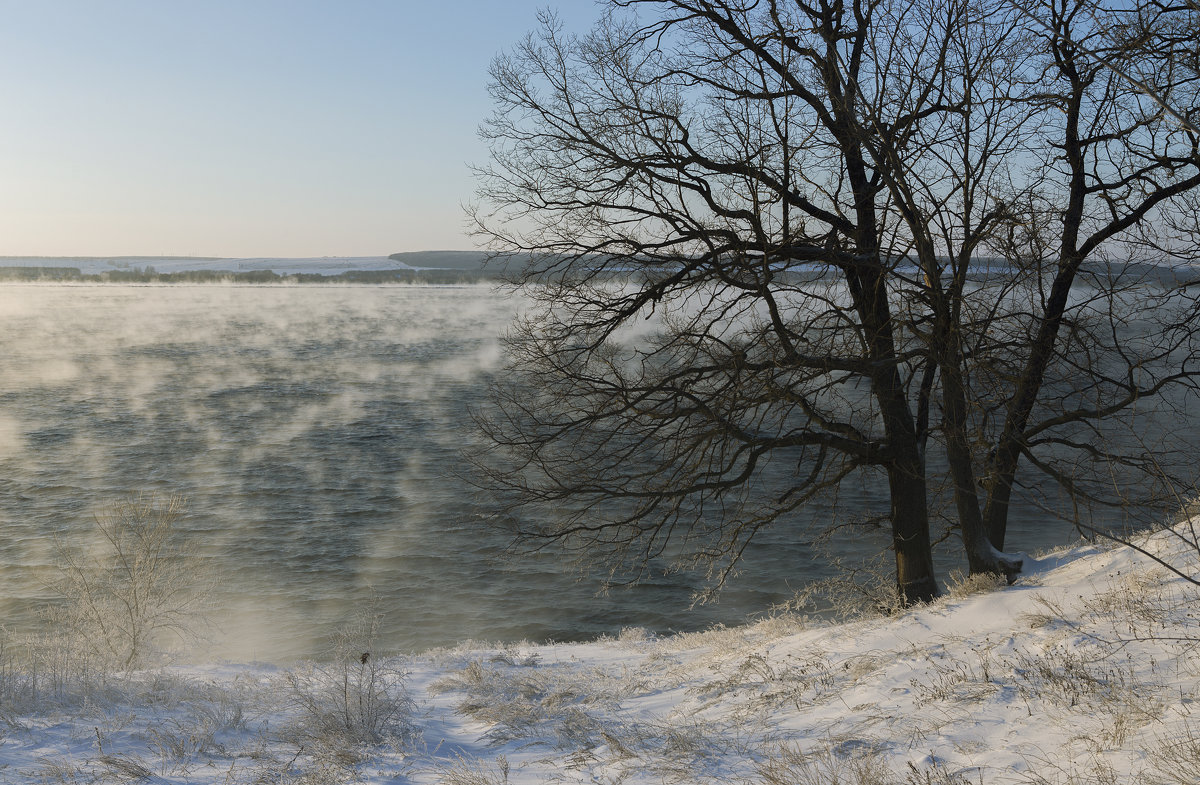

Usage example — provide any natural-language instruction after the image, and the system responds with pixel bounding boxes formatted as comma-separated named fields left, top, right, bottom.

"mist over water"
left=0, top=284, right=817, bottom=661
left=0, top=284, right=1149, bottom=662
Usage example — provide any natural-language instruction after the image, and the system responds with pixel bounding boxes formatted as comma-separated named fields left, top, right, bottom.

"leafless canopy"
left=471, top=0, right=1200, bottom=605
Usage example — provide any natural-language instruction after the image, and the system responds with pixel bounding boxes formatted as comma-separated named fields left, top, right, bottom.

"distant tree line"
left=0, top=266, right=502, bottom=285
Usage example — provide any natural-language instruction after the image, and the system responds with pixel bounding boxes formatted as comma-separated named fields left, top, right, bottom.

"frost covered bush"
left=284, top=605, right=416, bottom=749
left=46, top=495, right=210, bottom=671
left=285, top=654, right=414, bottom=748
left=945, top=570, right=1008, bottom=600
left=0, top=496, right=211, bottom=707
left=779, top=552, right=903, bottom=621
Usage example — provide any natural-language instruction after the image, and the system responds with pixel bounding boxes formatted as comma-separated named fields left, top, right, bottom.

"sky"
left=0, top=1, right=598, bottom=258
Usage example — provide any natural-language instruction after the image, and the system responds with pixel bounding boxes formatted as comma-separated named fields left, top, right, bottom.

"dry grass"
left=909, top=647, right=1001, bottom=708
left=431, top=658, right=624, bottom=749
left=437, top=754, right=511, bottom=785
left=757, top=744, right=980, bottom=785
left=1149, top=721, right=1200, bottom=785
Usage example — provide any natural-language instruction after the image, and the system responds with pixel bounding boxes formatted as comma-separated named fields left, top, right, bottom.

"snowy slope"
left=1, top=524, right=1197, bottom=784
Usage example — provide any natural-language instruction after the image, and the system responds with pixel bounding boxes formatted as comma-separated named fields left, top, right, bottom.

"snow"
left=1, top=525, right=1198, bottom=784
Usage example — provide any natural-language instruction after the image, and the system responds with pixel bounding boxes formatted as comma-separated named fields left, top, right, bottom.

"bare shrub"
left=0, top=628, right=35, bottom=710
left=283, top=604, right=415, bottom=750
left=779, top=552, right=903, bottom=622
left=945, top=571, right=1008, bottom=600
left=47, top=495, right=210, bottom=671
left=0, top=497, right=209, bottom=708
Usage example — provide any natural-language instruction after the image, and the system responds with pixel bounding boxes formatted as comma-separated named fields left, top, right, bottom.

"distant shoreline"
left=1, top=252, right=1192, bottom=287
left=0, top=265, right=500, bottom=285
left=0, top=250, right=491, bottom=276
left=0, top=251, right=497, bottom=284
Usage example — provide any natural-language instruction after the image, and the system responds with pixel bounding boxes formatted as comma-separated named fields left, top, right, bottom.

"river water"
left=0, top=284, right=1163, bottom=661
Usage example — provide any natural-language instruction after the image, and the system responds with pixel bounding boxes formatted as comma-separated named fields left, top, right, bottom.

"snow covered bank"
left=1, top=525, right=1198, bottom=784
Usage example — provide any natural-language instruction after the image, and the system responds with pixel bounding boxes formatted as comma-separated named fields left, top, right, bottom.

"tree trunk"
left=941, top=358, right=1024, bottom=578
left=888, top=453, right=939, bottom=604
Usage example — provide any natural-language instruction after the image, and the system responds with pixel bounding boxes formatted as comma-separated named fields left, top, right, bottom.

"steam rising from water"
left=0, top=284, right=832, bottom=662
left=0, top=282, right=1144, bottom=663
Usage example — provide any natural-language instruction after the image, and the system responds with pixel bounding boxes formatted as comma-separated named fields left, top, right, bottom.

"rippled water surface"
left=0, top=284, right=1150, bottom=661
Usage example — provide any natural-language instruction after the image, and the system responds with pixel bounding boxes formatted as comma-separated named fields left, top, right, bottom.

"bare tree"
left=49, top=496, right=210, bottom=669
left=472, top=0, right=1200, bottom=604
left=859, top=0, right=1200, bottom=576
left=943, top=0, right=1200, bottom=565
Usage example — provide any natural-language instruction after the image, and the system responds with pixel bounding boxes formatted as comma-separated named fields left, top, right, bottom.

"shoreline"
left=0, top=523, right=1195, bottom=783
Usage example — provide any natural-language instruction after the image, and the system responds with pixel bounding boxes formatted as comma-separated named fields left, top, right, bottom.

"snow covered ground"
left=2, top=523, right=1198, bottom=784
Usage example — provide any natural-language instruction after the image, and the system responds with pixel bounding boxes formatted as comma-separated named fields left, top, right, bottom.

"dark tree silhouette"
left=472, top=0, right=1200, bottom=605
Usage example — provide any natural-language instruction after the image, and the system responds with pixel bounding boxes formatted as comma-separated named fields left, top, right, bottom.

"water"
left=0, top=283, right=1165, bottom=661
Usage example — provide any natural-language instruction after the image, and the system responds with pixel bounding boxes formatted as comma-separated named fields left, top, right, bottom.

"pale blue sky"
left=0, top=1, right=596, bottom=257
